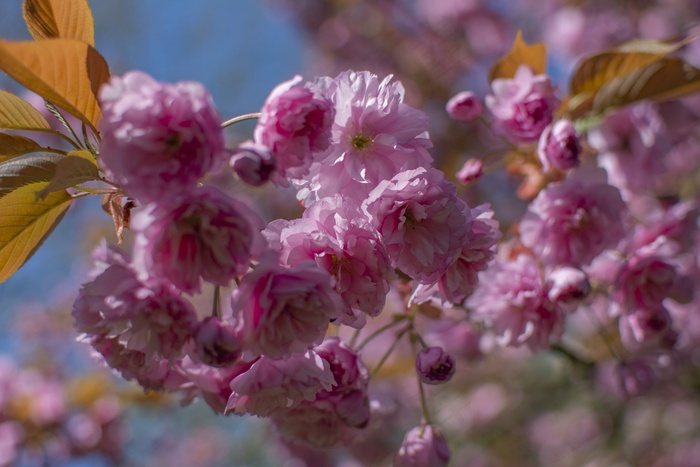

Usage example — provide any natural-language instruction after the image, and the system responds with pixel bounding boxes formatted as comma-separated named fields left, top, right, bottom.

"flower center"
left=351, top=134, right=373, bottom=150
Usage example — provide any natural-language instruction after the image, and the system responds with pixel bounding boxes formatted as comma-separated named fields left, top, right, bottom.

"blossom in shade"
left=467, top=255, right=564, bottom=350
left=446, top=91, right=483, bottom=122
left=619, top=306, right=678, bottom=352
left=264, top=195, right=394, bottom=326
left=72, top=242, right=198, bottom=362
left=613, top=360, right=656, bottom=398
left=395, top=425, right=451, bottom=467
left=254, top=75, right=334, bottom=185
left=415, top=347, right=456, bottom=385
left=362, top=167, right=471, bottom=283
left=538, top=119, right=582, bottom=171
left=411, top=204, right=500, bottom=305
left=226, top=351, right=335, bottom=417
left=292, top=70, right=433, bottom=206
left=229, top=140, right=277, bottom=186
left=519, top=166, right=627, bottom=267
left=132, top=186, right=264, bottom=294
left=485, top=65, right=560, bottom=144
left=615, top=242, right=680, bottom=311
left=231, top=252, right=342, bottom=358
left=193, top=317, right=241, bottom=368
left=98, top=71, right=226, bottom=202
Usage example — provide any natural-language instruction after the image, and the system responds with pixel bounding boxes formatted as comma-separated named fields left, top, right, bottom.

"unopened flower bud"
left=229, top=140, right=277, bottom=186
left=538, top=119, right=582, bottom=171
left=395, top=424, right=450, bottom=467
left=456, top=158, right=483, bottom=184
left=446, top=91, right=483, bottom=122
left=415, top=346, right=455, bottom=385
left=194, top=317, right=241, bottom=367
left=547, top=266, right=591, bottom=304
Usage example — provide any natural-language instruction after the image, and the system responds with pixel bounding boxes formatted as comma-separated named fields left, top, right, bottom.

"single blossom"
left=485, top=65, right=560, bottom=144
left=363, top=167, right=472, bottom=283
left=446, top=91, right=483, bottom=122
left=229, top=140, right=277, bottom=186
left=292, top=70, right=434, bottom=206
left=546, top=266, right=591, bottom=304
left=231, top=252, right=342, bottom=358
left=538, top=119, right=582, bottom=171
left=467, top=255, right=565, bottom=350
left=226, top=351, right=335, bottom=417
left=98, top=71, right=226, bottom=202
left=415, top=347, right=456, bottom=385
left=395, top=425, right=451, bottom=467
left=254, top=75, right=334, bottom=185
left=132, top=186, right=264, bottom=294
left=519, top=166, right=627, bottom=267
left=456, top=158, right=484, bottom=184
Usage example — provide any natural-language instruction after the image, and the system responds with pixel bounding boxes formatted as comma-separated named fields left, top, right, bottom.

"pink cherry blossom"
left=231, top=252, right=342, bottom=358
left=132, top=186, right=264, bottom=294
left=254, top=75, right=334, bottom=185
left=467, top=255, right=565, bottom=350
left=520, top=166, right=627, bottom=267
left=264, top=195, right=394, bottom=325
left=485, top=65, right=560, bottom=144
left=362, top=167, right=472, bottom=283
left=226, top=351, right=335, bottom=417
left=229, top=140, right=277, bottom=186
left=193, top=317, right=241, bottom=368
left=98, top=71, right=226, bottom=203
left=456, top=158, right=484, bottom=184
left=292, top=70, right=434, bottom=206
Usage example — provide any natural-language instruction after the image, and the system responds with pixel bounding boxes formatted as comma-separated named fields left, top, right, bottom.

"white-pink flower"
left=254, top=75, right=334, bottom=185
left=265, top=195, right=394, bottom=325
left=519, top=166, right=627, bottom=267
left=132, top=186, right=264, bottom=294
left=486, top=65, right=560, bottom=144
left=293, top=70, right=434, bottom=206
left=363, top=168, right=471, bottom=283
left=226, top=351, right=335, bottom=417
left=467, top=255, right=565, bottom=350
left=98, top=71, right=226, bottom=202
left=231, top=252, right=342, bottom=358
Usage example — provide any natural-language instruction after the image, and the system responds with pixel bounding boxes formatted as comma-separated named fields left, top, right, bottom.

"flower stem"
left=370, top=325, right=410, bottom=378
left=356, top=315, right=408, bottom=351
left=212, top=285, right=221, bottom=318
left=221, top=112, right=262, bottom=128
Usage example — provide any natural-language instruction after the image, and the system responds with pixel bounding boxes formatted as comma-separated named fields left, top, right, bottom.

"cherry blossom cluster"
left=447, top=63, right=700, bottom=402
left=72, top=68, right=503, bottom=464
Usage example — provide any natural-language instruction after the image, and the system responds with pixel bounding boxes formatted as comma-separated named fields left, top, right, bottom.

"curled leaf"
left=36, top=150, right=99, bottom=198
left=0, top=153, right=62, bottom=198
left=488, top=30, right=546, bottom=82
left=23, top=0, right=95, bottom=45
left=0, top=182, right=72, bottom=283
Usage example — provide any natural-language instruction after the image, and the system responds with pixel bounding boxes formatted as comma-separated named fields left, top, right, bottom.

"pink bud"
left=194, top=317, right=241, bottom=367
left=446, top=91, right=483, bottom=122
left=538, top=119, right=582, bottom=171
left=456, top=158, right=483, bottom=184
left=229, top=140, right=277, bottom=186
left=547, top=266, right=591, bottom=304
left=415, top=347, right=456, bottom=385
left=395, top=424, right=451, bottom=467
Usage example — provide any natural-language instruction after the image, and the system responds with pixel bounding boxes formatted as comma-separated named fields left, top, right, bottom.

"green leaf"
left=23, top=0, right=95, bottom=46
left=0, top=39, right=110, bottom=133
left=0, top=133, right=43, bottom=163
left=0, top=182, right=71, bottom=283
left=0, top=90, right=51, bottom=132
left=488, top=30, right=546, bottom=82
left=37, top=150, right=99, bottom=198
left=0, top=153, right=62, bottom=198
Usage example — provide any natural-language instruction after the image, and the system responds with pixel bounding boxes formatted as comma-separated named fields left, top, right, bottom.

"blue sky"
left=0, top=2, right=307, bottom=310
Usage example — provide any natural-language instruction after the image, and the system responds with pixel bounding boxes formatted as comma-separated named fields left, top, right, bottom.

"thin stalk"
left=212, top=285, right=221, bottom=318
left=357, top=315, right=408, bottom=351
left=370, top=325, right=410, bottom=378
left=221, top=112, right=262, bottom=128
